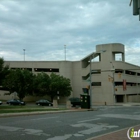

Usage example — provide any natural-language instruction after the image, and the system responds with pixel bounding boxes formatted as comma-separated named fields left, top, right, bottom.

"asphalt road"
left=0, top=106, right=140, bottom=140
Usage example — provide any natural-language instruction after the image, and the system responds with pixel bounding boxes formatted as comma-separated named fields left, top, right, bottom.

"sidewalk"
left=88, top=125, right=140, bottom=140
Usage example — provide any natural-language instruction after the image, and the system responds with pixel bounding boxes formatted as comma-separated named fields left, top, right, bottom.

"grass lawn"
left=0, top=105, right=66, bottom=113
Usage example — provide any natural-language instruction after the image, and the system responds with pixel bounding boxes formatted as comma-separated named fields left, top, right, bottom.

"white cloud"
left=0, top=51, right=22, bottom=60
left=125, top=44, right=140, bottom=66
left=0, top=0, right=139, bottom=66
left=0, top=4, right=9, bottom=11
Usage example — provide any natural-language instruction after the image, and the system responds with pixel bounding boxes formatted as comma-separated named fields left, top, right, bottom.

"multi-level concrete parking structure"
left=1, top=43, right=140, bottom=105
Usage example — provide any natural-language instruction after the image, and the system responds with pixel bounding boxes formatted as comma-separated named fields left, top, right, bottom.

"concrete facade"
left=1, top=43, right=140, bottom=105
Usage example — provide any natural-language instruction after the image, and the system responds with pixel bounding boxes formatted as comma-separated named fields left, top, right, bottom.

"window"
left=91, top=82, right=101, bottom=86
left=115, top=53, right=122, bottom=61
left=125, top=70, right=136, bottom=75
left=34, top=68, right=59, bottom=72
left=25, top=68, right=32, bottom=71
left=91, top=70, right=101, bottom=74
left=92, top=55, right=100, bottom=62
left=11, top=68, right=32, bottom=71
left=126, top=82, right=137, bottom=86
left=115, top=69, right=123, bottom=73
left=115, top=82, right=123, bottom=86
left=137, top=73, right=140, bottom=76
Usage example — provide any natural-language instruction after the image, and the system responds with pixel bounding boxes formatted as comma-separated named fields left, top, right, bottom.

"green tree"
left=33, top=72, right=51, bottom=96
left=0, top=58, right=9, bottom=85
left=3, top=69, right=34, bottom=100
left=34, top=73, right=72, bottom=101
left=49, top=73, right=72, bottom=101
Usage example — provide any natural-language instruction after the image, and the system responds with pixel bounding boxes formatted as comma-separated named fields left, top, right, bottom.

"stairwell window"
left=91, top=82, right=101, bottom=86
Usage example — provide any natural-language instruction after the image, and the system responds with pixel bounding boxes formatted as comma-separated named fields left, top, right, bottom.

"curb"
left=86, top=127, right=129, bottom=140
left=0, top=108, right=91, bottom=118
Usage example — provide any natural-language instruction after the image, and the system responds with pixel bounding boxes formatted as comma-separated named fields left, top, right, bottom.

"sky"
left=0, top=0, right=140, bottom=65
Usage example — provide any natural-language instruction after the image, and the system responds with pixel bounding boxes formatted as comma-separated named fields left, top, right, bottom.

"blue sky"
left=0, top=0, right=140, bottom=65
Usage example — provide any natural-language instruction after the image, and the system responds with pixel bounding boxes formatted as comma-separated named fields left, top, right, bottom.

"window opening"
left=115, top=53, right=122, bottom=61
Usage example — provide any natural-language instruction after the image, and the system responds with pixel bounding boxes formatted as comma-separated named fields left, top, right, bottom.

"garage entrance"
left=116, top=95, right=124, bottom=103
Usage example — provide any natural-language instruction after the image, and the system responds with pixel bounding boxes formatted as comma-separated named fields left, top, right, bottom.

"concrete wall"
left=1, top=43, right=140, bottom=105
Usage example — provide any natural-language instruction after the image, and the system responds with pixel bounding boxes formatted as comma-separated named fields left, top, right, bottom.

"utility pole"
left=110, top=62, right=116, bottom=104
left=23, top=49, right=25, bottom=61
left=64, top=45, right=66, bottom=61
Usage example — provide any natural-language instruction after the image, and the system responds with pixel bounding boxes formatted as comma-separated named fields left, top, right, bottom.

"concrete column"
left=53, top=100, right=58, bottom=108
left=124, top=94, right=128, bottom=103
left=66, top=100, right=72, bottom=109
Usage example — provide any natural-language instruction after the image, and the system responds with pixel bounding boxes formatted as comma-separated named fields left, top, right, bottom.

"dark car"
left=36, top=99, right=53, bottom=106
left=69, top=97, right=81, bottom=107
left=7, top=99, right=25, bottom=105
left=0, top=101, right=2, bottom=105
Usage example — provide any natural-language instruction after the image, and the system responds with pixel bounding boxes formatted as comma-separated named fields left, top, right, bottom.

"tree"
left=33, top=72, right=51, bottom=96
left=34, top=73, right=72, bottom=101
left=3, top=69, right=34, bottom=100
left=49, top=73, right=72, bottom=101
left=0, top=57, right=9, bottom=85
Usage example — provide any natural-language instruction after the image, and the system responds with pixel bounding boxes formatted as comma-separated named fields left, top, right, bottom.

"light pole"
left=110, top=61, right=116, bottom=104
left=89, top=55, right=92, bottom=108
left=89, top=50, right=106, bottom=109
left=64, top=45, right=66, bottom=61
left=23, top=49, right=25, bottom=61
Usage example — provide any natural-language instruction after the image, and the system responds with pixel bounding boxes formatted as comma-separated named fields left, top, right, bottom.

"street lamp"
left=23, top=49, right=25, bottom=61
left=110, top=62, right=116, bottom=104
left=89, top=50, right=106, bottom=109
left=64, top=45, right=66, bottom=61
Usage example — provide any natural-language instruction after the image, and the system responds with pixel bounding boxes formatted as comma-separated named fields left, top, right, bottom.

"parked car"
left=36, top=99, right=53, bottom=106
left=0, top=101, right=2, bottom=105
left=7, top=99, right=25, bottom=105
left=69, top=97, right=81, bottom=107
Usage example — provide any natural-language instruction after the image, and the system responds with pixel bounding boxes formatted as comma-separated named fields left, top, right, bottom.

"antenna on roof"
left=64, top=45, right=66, bottom=61
left=23, top=49, right=25, bottom=61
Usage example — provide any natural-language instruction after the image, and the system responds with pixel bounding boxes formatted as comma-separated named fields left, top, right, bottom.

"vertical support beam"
left=89, top=55, right=92, bottom=108
left=124, top=94, right=127, bottom=103
left=112, top=69, right=116, bottom=104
